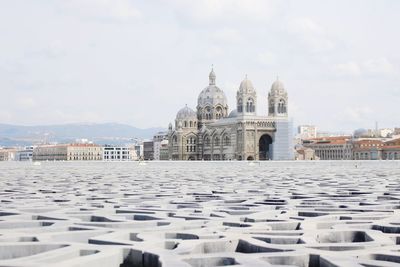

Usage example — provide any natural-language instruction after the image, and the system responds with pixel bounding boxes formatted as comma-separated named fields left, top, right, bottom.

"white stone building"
left=103, top=145, right=132, bottom=161
left=153, top=132, right=168, bottom=160
left=168, top=69, right=293, bottom=161
left=33, top=144, right=102, bottom=161
left=15, top=146, right=34, bottom=161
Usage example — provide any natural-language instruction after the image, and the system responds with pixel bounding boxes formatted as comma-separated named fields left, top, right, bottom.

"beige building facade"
left=33, top=144, right=102, bottom=161
left=0, top=148, right=17, bottom=161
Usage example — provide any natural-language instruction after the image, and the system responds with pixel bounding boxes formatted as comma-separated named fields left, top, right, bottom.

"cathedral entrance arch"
left=259, top=134, right=273, bottom=160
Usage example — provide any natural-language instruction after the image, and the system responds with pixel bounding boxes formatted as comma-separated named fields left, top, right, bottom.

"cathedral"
left=167, top=68, right=293, bottom=161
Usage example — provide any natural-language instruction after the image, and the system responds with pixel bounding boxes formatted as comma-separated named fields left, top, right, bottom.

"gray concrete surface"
left=0, top=161, right=399, bottom=267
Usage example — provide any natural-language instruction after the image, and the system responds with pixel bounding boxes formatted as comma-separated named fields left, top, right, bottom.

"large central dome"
left=197, top=69, right=228, bottom=107
left=197, top=68, right=229, bottom=123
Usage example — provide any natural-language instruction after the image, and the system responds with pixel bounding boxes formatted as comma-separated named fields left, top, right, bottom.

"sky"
left=0, top=0, right=399, bottom=132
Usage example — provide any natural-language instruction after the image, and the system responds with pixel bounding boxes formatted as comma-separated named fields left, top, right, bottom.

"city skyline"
left=0, top=1, right=399, bottom=132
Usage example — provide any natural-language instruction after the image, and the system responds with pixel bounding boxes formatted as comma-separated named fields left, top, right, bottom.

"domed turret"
left=268, top=77, right=288, bottom=117
left=238, top=76, right=256, bottom=94
left=236, top=75, right=257, bottom=115
left=270, top=78, right=285, bottom=95
left=197, top=67, right=228, bottom=126
left=176, top=105, right=196, bottom=120
left=175, top=105, right=198, bottom=129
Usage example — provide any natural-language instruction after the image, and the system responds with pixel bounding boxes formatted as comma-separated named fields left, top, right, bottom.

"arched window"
left=184, top=121, right=187, bottom=127
left=237, top=98, right=243, bottom=113
left=205, top=136, right=210, bottom=146
left=224, top=136, right=230, bottom=146
left=278, top=99, right=286, bottom=114
left=246, top=98, right=254, bottom=113
left=173, top=136, right=177, bottom=144
left=204, top=107, right=211, bottom=120
left=215, top=106, right=223, bottom=120
left=190, top=121, right=193, bottom=127
left=214, top=136, right=220, bottom=146
left=269, top=100, right=274, bottom=114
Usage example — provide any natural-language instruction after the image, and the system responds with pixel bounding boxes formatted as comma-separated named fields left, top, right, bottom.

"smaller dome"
left=239, top=77, right=255, bottom=93
left=228, top=109, right=238, bottom=118
left=271, top=78, right=285, bottom=93
left=176, top=105, right=197, bottom=120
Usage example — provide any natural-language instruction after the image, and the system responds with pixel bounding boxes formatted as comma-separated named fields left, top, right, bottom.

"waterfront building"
left=33, top=145, right=68, bottom=161
left=103, top=145, right=131, bottom=161
left=133, top=144, right=143, bottom=160
left=303, top=136, right=353, bottom=160
left=153, top=132, right=168, bottom=160
left=33, top=144, right=102, bottom=161
left=353, top=139, right=384, bottom=160
left=159, top=140, right=169, bottom=160
left=382, top=138, right=400, bottom=160
left=295, top=147, right=316, bottom=160
left=0, top=148, right=17, bottom=161
left=168, top=69, right=293, bottom=161
left=143, top=141, right=154, bottom=160
left=15, top=146, right=34, bottom=161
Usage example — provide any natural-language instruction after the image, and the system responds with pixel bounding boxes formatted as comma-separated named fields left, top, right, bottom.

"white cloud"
left=333, top=61, right=362, bottom=76
left=364, top=57, right=396, bottom=75
left=0, top=1, right=399, bottom=131
left=62, top=0, right=141, bottom=22
left=344, top=107, right=373, bottom=121
left=15, top=97, right=37, bottom=109
left=204, top=45, right=224, bottom=59
left=212, top=28, right=242, bottom=43
left=256, top=52, right=276, bottom=66
left=287, top=17, right=323, bottom=35
left=287, top=17, right=335, bottom=52
left=333, top=57, right=397, bottom=77
left=170, top=0, right=276, bottom=25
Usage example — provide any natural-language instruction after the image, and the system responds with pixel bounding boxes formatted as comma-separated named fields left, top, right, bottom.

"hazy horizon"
left=1, top=1, right=399, bottom=132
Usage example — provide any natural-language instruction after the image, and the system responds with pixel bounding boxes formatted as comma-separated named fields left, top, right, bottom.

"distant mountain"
left=0, top=123, right=165, bottom=146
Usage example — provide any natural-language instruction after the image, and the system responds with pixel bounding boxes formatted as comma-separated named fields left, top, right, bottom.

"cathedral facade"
left=168, top=69, right=293, bottom=161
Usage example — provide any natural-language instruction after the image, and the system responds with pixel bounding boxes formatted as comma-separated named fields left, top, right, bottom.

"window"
left=204, top=107, right=212, bottom=120
left=214, top=136, right=220, bottom=146
left=237, top=98, right=243, bottom=113
left=246, top=98, right=254, bottom=112
left=205, top=137, right=210, bottom=146
left=278, top=99, right=286, bottom=113
left=269, top=100, right=274, bottom=114
left=224, top=136, right=230, bottom=146
left=215, top=106, right=223, bottom=119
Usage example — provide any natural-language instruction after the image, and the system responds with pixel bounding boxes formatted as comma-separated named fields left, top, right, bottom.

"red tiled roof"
left=305, top=136, right=351, bottom=141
